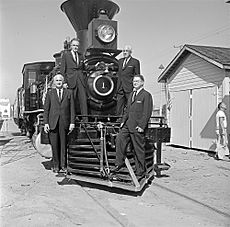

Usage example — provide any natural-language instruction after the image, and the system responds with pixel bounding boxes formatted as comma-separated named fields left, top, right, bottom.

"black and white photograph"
left=0, top=0, right=230, bottom=226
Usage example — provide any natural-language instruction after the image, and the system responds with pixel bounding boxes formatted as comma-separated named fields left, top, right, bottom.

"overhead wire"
left=152, top=24, right=230, bottom=62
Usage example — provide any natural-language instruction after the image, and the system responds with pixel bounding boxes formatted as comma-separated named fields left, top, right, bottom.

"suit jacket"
left=117, top=57, right=140, bottom=93
left=60, top=50, right=85, bottom=89
left=43, top=88, right=75, bottom=130
left=122, top=88, right=153, bottom=133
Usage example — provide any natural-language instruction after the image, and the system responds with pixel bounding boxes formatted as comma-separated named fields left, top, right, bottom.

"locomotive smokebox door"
left=88, top=11, right=117, bottom=50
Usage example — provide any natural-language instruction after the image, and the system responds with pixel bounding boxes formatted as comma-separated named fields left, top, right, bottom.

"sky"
left=0, top=0, right=230, bottom=107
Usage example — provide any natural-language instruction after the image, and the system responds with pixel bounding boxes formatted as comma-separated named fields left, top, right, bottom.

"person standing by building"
left=43, top=74, right=75, bottom=173
left=112, top=74, right=153, bottom=180
left=60, top=38, right=88, bottom=122
left=116, top=45, right=140, bottom=117
left=215, top=101, right=229, bottom=159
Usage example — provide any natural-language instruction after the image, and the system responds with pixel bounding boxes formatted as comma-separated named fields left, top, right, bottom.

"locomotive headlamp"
left=97, top=24, right=116, bottom=43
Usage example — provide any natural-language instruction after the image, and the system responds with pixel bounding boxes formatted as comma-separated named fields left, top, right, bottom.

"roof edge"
left=158, top=44, right=230, bottom=83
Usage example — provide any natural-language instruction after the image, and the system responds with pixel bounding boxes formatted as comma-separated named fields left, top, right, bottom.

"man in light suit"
left=116, top=45, right=140, bottom=116
left=112, top=74, right=153, bottom=180
left=43, top=74, right=75, bottom=173
left=60, top=38, right=88, bottom=122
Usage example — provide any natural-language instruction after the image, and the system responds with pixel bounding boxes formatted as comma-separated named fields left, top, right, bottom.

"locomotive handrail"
left=86, top=48, right=122, bottom=58
left=23, top=109, right=44, bottom=114
left=76, top=114, right=168, bottom=128
left=77, top=114, right=165, bottom=118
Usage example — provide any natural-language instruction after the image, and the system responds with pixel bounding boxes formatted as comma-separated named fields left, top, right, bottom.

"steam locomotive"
left=13, top=0, right=170, bottom=192
left=13, top=61, right=55, bottom=137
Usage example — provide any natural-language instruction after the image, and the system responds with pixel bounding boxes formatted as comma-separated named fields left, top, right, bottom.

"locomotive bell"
left=61, top=0, right=119, bottom=55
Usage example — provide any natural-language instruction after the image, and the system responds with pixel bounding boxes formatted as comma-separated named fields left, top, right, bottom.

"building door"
left=170, top=90, right=190, bottom=147
left=192, top=86, right=217, bottom=151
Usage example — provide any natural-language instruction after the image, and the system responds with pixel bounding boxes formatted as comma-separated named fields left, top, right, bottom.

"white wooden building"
left=158, top=44, right=230, bottom=151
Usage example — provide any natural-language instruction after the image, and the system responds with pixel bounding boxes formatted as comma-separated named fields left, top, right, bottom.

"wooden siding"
left=217, top=83, right=223, bottom=104
left=168, top=54, right=225, bottom=92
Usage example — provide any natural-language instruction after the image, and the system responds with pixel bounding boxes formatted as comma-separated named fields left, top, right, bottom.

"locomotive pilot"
left=43, top=74, right=75, bottom=173
left=60, top=38, right=88, bottom=122
left=116, top=45, right=141, bottom=117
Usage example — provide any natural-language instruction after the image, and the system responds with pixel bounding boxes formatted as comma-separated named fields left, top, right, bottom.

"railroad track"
left=0, top=136, right=37, bottom=166
left=150, top=182, right=230, bottom=220
left=1, top=135, right=129, bottom=226
left=2, top=135, right=229, bottom=226
left=77, top=180, right=128, bottom=227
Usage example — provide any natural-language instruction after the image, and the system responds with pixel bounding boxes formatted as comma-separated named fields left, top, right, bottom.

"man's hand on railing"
left=63, top=83, right=68, bottom=89
left=44, top=124, right=50, bottom=133
left=136, top=126, right=144, bottom=133
left=68, top=123, right=75, bottom=134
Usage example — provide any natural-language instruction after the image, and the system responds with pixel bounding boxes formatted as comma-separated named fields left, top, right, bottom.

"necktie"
left=58, top=89, right=62, bottom=102
left=132, top=90, right=137, bottom=102
left=75, top=52, right=79, bottom=66
left=123, top=58, right=127, bottom=69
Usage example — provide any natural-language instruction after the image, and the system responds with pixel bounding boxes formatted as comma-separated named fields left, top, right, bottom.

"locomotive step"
left=68, top=150, right=116, bottom=157
left=69, top=147, right=153, bottom=155
left=67, top=166, right=154, bottom=185
left=68, top=156, right=120, bottom=165
left=67, top=168, right=102, bottom=178
left=67, top=169, right=138, bottom=185
left=68, top=156, right=106, bottom=163
left=67, top=167, right=132, bottom=182
left=68, top=156, right=153, bottom=171
left=68, top=162, right=102, bottom=171
left=69, top=139, right=100, bottom=146
left=68, top=155, right=116, bottom=162
left=68, top=152, right=134, bottom=163
left=69, top=144, right=101, bottom=150
left=68, top=150, right=153, bottom=162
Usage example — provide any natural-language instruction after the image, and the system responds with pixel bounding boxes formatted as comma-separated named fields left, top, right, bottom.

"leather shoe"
left=52, top=168, right=59, bottom=173
left=59, top=167, right=67, bottom=173
left=111, top=164, right=124, bottom=173
left=136, top=173, right=146, bottom=181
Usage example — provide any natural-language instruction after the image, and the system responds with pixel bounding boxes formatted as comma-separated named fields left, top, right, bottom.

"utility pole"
left=158, top=64, right=164, bottom=116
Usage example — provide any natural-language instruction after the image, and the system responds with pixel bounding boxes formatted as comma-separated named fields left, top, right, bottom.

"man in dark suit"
left=60, top=38, right=88, bottom=122
left=116, top=45, right=140, bottom=116
left=112, top=74, right=153, bottom=180
left=43, top=74, right=75, bottom=173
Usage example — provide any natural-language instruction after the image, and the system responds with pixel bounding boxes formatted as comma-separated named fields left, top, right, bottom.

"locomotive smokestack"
left=61, top=0, right=119, bottom=31
left=61, top=0, right=119, bottom=53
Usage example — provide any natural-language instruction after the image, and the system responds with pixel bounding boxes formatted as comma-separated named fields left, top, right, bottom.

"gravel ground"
left=0, top=120, right=230, bottom=227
